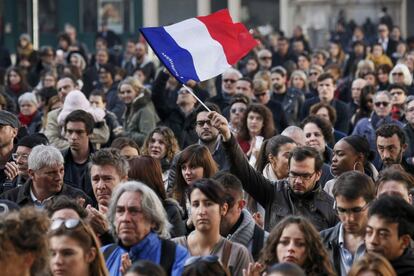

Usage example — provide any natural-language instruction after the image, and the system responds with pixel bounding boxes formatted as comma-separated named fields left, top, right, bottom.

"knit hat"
left=0, top=110, right=19, bottom=128
left=57, top=90, right=105, bottom=126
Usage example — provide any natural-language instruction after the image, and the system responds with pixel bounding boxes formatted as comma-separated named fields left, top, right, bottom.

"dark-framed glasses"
left=288, top=171, right=316, bottom=181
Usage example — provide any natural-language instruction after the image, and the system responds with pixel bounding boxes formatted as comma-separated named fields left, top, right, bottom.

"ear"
left=314, top=170, right=322, bottom=181
left=23, top=253, right=35, bottom=269
left=402, top=143, right=408, bottom=153
left=267, top=154, right=274, bottom=163
left=221, top=203, right=228, bottom=216
left=400, top=234, right=411, bottom=251
left=409, top=194, right=413, bottom=205
left=28, top=169, right=35, bottom=180
left=85, top=247, right=97, bottom=263
left=238, top=199, right=246, bottom=210
left=11, top=127, right=18, bottom=139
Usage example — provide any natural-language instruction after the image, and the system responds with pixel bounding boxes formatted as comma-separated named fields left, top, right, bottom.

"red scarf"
left=18, top=112, right=37, bottom=126
left=9, top=83, right=22, bottom=93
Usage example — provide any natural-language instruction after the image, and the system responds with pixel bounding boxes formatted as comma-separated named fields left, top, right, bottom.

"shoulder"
left=320, top=223, right=341, bottom=241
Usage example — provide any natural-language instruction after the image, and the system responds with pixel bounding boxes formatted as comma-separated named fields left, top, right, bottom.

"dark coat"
left=302, top=97, right=350, bottom=133
left=0, top=178, right=92, bottom=207
left=390, top=248, right=414, bottom=276
left=222, top=134, right=338, bottom=232
left=164, top=198, right=186, bottom=238
left=320, top=223, right=344, bottom=275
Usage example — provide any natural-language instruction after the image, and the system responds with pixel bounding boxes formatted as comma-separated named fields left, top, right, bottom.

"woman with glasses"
left=141, top=126, right=180, bottom=187
left=228, top=95, right=249, bottom=135
left=173, top=179, right=252, bottom=276
left=256, top=216, right=335, bottom=276
left=49, top=218, right=109, bottom=276
left=172, top=144, right=218, bottom=228
left=389, top=84, right=408, bottom=122
left=0, top=207, right=49, bottom=276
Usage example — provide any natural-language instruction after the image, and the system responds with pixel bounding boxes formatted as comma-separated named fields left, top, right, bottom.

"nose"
left=367, top=232, right=379, bottom=246
left=287, top=241, right=296, bottom=252
left=53, top=253, right=64, bottom=265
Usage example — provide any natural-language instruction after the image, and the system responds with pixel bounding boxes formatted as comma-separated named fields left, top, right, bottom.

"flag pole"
left=182, top=84, right=211, bottom=112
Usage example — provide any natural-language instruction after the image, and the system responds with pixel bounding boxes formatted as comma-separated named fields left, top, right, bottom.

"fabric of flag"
left=139, top=9, right=257, bottom=84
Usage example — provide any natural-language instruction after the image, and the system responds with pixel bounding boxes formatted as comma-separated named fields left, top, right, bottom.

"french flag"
left=140, top=9, right=257, bottom=84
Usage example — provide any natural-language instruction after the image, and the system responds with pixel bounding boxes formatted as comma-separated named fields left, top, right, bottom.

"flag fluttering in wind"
left=140, top=9, right=257, bottom=84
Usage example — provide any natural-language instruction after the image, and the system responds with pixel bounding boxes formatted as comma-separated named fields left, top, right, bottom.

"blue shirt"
left=338, top=224, right=366, bottom=276
left=102, top=231, right=189, bottom=276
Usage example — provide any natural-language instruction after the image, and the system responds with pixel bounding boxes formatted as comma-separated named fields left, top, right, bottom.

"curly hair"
left=259, top=216, right=335, bottom=276
left=238, top=103, right=277, bottom=141
left=0, top=207, right=50, bottom=275
left=301, top=115, right=334, bottom=146
left=141, top=126, right=180, bottom=163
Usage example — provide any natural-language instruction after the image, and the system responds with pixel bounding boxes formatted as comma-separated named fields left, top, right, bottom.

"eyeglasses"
left=378, top=29, right=387, bottom=33
left=184, top=255, right=219, bottom=267
left=230, top=107, right=246, bottom=114
left=374, top=101, right=390, bottom=107
left=260, top=56, right=272, bottom=60
left=12, top=153, right=29, bottom=161
left=50, top=218, right=81, bottom=231
left=288, top=171, right=316, bottom=181
left=196, top=120, right=212, bottom=127
left=335, top=203, right=370, bottom=215
left=392, top=72, right=404, bottom=76
left=309, top=72, right=319, bottom=76
left=223, top=79, right=236, bottom=84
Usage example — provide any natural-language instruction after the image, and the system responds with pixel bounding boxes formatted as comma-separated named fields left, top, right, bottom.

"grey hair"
left=390, top=63, right=413, bottom=86
left=374, top=90, right=392, bottom=101
left=107, top=181, right=171, bottom=240
left=28, top=145, right=64, bottom=171
left=223, top=67, right=242, bottom=79
left=18, top=92, right=38, bottom=107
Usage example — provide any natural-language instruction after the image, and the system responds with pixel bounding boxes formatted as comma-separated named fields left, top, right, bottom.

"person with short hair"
left=320, top=171, right=376, bottom=276
left=17, top=92, right=42, bottom=134
left=182, top=256, right=230, bottom=276
left=0, top=110, right=19, bottom=193
left=214, top=172, right=268, bottom=261
left=125, top=260, right=166, bottom=276
left=103, top=181, right=189, bottom=276
left=376, top=124, right=413, bottom=174
left=348, top=252, right=396, bottom=276
left=301, top=72, right=350, bottom=133
left=0, top=207, right=50, bottom=275
left=389, top=84, right=408, bottom=121
left=0, top=145, right=92, bottom=207
left=365, top=195, right=414, bottom=274
left=210, top=111, right=338, bottom=231
left=403, top=95, right=414, bottom=166
left=376, top=166, right=414, bottom=203
left=62, top=110, right=97, bottom=202
left=47, top=195, right=88, bottom=220
left=173, top=179, right=252, bottom=276
left=208, top=68, right=242, bottom=112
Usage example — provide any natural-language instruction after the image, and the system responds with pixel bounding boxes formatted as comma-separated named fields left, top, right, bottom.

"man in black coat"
left=301, top=72, right=350, bottom=133
left=0, top=144, right=92, bottom=208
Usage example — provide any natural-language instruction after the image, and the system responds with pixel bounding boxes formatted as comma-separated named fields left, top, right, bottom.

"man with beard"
left=321, top=171, right=376, bottom=276
left=0, top=145, right=91, bottom=207
left=210, top=111, right=338, bottom=231
left=376, top=124, right=413, bottom=174
left=134, top=42, right=156, bottom=84
left=0, top=111, right=19, bottom=192
left=270, top=66, right=303, bottom=125
left=365, top=195, right=414, bottom=275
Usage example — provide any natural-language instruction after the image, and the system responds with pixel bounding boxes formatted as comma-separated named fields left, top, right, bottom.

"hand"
left=120, top=253, right=132, bottom=275
left=208, top=111, right=231, bottom=141
left=4, top=162, right=18, bottom=180
left=252, top=212, right=264, bottom=229
left=243, top=262, right=264, bottom=276
left=86, top=205, right=110, bottom=235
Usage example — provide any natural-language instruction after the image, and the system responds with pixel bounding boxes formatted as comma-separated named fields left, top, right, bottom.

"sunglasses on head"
left=374, top=101, right=389, bottom=107
left=50, top=218, right=82, bottom=231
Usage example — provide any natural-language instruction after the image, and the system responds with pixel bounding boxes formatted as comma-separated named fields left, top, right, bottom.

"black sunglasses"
left=374, top=101, right=389, bottom=107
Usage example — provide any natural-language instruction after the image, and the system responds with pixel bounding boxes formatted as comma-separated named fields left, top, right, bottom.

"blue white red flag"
left=139, top=9, right=257, bottom=84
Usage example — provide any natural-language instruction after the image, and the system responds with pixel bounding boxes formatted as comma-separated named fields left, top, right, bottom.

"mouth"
left=283, top=256, right=297, bottom=263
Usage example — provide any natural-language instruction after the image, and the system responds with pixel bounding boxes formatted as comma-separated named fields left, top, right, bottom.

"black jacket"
left=390, top=248, right=414, bottom=276
left=222, top=134, right=338, bottom=231
left=320, top=223, right=344, bottom=275
left=302, top=97, right=350, bottom=133
left=0, top=178, right=92, bottom=207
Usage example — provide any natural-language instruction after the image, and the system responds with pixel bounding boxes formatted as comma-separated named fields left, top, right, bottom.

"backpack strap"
left=160, top=239, right=177, bottom=275
left=221, top=239, right=233, bottom=269
left=103, top=244, right=118, bottom=261
left=251, top=224, right=265, bottom=261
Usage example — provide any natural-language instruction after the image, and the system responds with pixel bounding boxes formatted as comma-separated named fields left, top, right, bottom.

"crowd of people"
left=1, top=10, right=414, bottom=276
